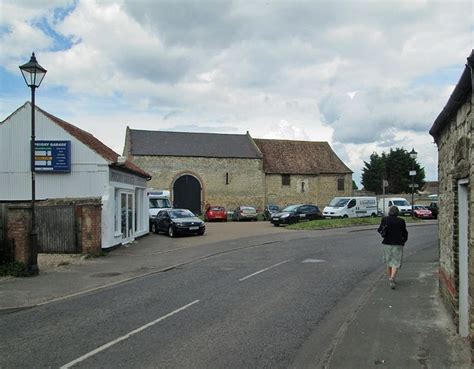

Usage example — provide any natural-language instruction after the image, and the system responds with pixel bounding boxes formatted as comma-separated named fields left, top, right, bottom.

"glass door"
left=120, top=191, right=135, bottom=243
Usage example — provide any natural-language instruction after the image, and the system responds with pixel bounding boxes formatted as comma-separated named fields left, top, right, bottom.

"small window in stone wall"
left=282, top=174, right=291, bottom=186
left=337, top=178, right=345, bottom=191
left=225, top=172, right=229, bottom=185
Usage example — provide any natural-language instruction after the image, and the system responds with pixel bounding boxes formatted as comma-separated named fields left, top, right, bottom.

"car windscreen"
left=328, top=198, right=350, bottom=207
left=149, top=198, right=171, bottom=209
left=281, top=205, right=299, bottom=212
left=393, top=200, right=410, bottom=207
left=210, top=207, right=224, bottom=211
left=169, top=209, right=195, bottom=219
left=241, top=207, right=256, bottom=212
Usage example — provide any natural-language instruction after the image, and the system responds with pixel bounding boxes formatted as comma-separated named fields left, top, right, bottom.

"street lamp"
left=409, top=148, right=417, bottom=219
left=19, top=52, right=47, bottom=274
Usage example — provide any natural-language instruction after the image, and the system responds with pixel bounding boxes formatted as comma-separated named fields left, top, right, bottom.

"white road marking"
left=239, top=259, right=291, bottom=281
left=60, top=300, right=200, bottom=369
left=302, top=259, right=326, bottom=263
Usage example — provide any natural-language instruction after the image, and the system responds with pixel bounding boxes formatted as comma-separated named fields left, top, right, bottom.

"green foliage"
left=0, top=261, right=30, bottom=277
left=352, top=180, right=358, bottom=190
left=84, top=249, right=108, bottom=259
left=361, top=148, right=425, bottom=194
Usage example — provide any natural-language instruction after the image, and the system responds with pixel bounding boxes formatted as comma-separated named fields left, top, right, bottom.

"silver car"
left=232, top=206, right=258, bottom=221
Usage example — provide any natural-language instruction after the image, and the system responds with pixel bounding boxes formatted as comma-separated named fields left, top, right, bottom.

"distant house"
left=124, top=128, right=353, bottom=213
left=0, top=103, right=151, bottom=256
left=420, top=181, right=439, bottom=195
left=253, top=139, right=353, bottom=207
left=429, top=50, right=473, bottom=342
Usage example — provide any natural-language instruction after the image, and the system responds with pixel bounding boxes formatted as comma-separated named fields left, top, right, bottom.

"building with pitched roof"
left=0, top=103, right=151, bottom=252
left=254, top=139, right=352, bottom=207
left=429, top=50, right=473, bottom=344
left=124, top=128, right=352, bottom=214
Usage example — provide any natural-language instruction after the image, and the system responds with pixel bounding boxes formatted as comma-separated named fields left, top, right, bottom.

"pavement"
left=0, top=220, right=471, bottom=368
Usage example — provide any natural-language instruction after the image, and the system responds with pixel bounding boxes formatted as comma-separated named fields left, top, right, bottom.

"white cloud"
left=0, top=0, right=471, bottom=186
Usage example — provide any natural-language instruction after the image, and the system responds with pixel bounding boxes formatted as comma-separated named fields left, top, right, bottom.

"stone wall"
left=436, top=97, right=473, bottom=339
left=265, top=173, right=353, bottom=208
left=130, top=155, right=266, bottom=211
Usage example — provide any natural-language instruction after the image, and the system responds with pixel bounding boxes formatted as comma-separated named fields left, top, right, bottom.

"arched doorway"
left=173, top=175, right=202, bottom=214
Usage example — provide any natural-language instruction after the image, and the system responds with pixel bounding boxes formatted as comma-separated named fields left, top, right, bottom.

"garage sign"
left=34, top=140, right=71, bottom=173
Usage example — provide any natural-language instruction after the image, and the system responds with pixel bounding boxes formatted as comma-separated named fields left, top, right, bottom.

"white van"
left=148, top=189, right=172, bottom=230
left=323, top=197, right=378, bottom=218
left=378, top=197, right=412, bottom=216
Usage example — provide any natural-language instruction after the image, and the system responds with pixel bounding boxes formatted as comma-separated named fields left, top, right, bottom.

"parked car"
left=205, top=206, right=227, bottom=222
left=412, top=205, right=433, bottom=219
left=271, top=204, right=323, bottom=226
left=427, top=202, right=438, bottom=219
left=263, top=205, right=280, bottom=220
left=151, top=208, right=205, bottom=237
left=232, top=206, right=258, bottom=221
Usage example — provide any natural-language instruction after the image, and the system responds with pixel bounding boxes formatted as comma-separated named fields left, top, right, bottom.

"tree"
left=352, top=180, right=358, bottom=190
left=361, top=148, right=425, bottom=194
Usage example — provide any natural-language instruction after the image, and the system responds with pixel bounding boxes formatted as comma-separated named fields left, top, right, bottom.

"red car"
left=413, top=205, right=433, bottom=219
left=204, top=206, right=227, bottom=222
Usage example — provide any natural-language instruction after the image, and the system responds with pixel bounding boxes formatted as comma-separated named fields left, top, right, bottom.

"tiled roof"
left=253, top=138, right=352, bottom=175
left=34, top=104, right=151, bottom=179
left=430, top=50, right=473, bottom=143
left=128, top=129, right=262, bottom=159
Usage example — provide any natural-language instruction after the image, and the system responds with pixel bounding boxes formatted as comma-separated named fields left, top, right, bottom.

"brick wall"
left=78, top=203, right=102, bottom=254
left=436, top=97, right=473, bottom=340
left=7, top=205, right=31, bottom=265
left=4, top=199, right=103, bottom=270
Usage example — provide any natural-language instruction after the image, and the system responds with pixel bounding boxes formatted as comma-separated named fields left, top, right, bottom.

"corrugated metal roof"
left=254, top=138, right=352, bottom=175
left=129, top=130, right=263, bottom=159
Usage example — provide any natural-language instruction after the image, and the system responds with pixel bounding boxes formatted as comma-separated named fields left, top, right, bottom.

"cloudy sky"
left=1, top=0, right=472, bottom=186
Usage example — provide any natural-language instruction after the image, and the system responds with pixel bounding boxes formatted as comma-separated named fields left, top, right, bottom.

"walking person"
left=378, top=205, right=408, bottom=289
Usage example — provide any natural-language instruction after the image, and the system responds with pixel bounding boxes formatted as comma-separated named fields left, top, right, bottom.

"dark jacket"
left=378, top=215, right=408, bottom=246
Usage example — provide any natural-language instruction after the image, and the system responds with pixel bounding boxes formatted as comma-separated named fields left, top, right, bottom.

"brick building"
left=429, top=50, right=473, bottom=343
left=124, top=128, right=352, bottom=214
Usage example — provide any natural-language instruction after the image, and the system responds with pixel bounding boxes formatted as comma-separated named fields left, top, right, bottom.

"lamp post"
left=19, top=52, right=47, bottom=274
left=409, top=148, right=417, bottom=219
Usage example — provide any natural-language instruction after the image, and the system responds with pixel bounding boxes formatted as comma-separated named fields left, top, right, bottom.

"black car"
left=151, top=209, right=205, bottom=237
left=263, top=205, right=280, bottom=220
left=271, top=204, right=323, bottom=226
left=427, top=202, right=438, bottom=219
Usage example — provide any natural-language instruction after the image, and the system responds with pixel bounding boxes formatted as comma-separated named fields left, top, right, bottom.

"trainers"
left=389, top=279, right=396, bottom=289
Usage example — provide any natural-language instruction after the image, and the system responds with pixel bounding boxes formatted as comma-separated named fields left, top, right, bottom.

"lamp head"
left=19, top=52, right=47, bottom=88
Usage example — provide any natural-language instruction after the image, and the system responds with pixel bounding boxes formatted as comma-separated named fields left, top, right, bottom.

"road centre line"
left=239, top=259, right=291, bottom=282
left=60, top=300, right=200, bottom=369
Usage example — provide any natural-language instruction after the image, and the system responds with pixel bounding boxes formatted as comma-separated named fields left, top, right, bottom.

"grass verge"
left=288, top=216, right=424, bottom=231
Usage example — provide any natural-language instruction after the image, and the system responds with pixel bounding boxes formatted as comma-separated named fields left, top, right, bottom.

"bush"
left=0, top=261, right=30, bottom=277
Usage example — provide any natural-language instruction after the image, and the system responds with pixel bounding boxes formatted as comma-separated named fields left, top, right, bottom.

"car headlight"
left=174, top=222, right=185, bottom=228
left=281, top=213, right=290, bottom=218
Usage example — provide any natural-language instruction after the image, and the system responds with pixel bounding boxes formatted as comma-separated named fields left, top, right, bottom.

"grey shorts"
left=383, top=244, right=404, bottom=268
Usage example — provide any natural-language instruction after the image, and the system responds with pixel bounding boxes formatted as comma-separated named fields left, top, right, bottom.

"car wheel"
left=168, top=226, right=175, bottom=238
left=273, top=223, right=279, bottom=227
left=370, top=213, right=376, bottom=217
left=198, top=230, right=205, bottom=236
left=151, top=222, right=159, bottom=234
left=343, top=215, right=349, bottom=218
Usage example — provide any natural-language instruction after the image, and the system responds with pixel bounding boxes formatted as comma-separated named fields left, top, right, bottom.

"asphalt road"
left=0, top=224, right=436, bottom=369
